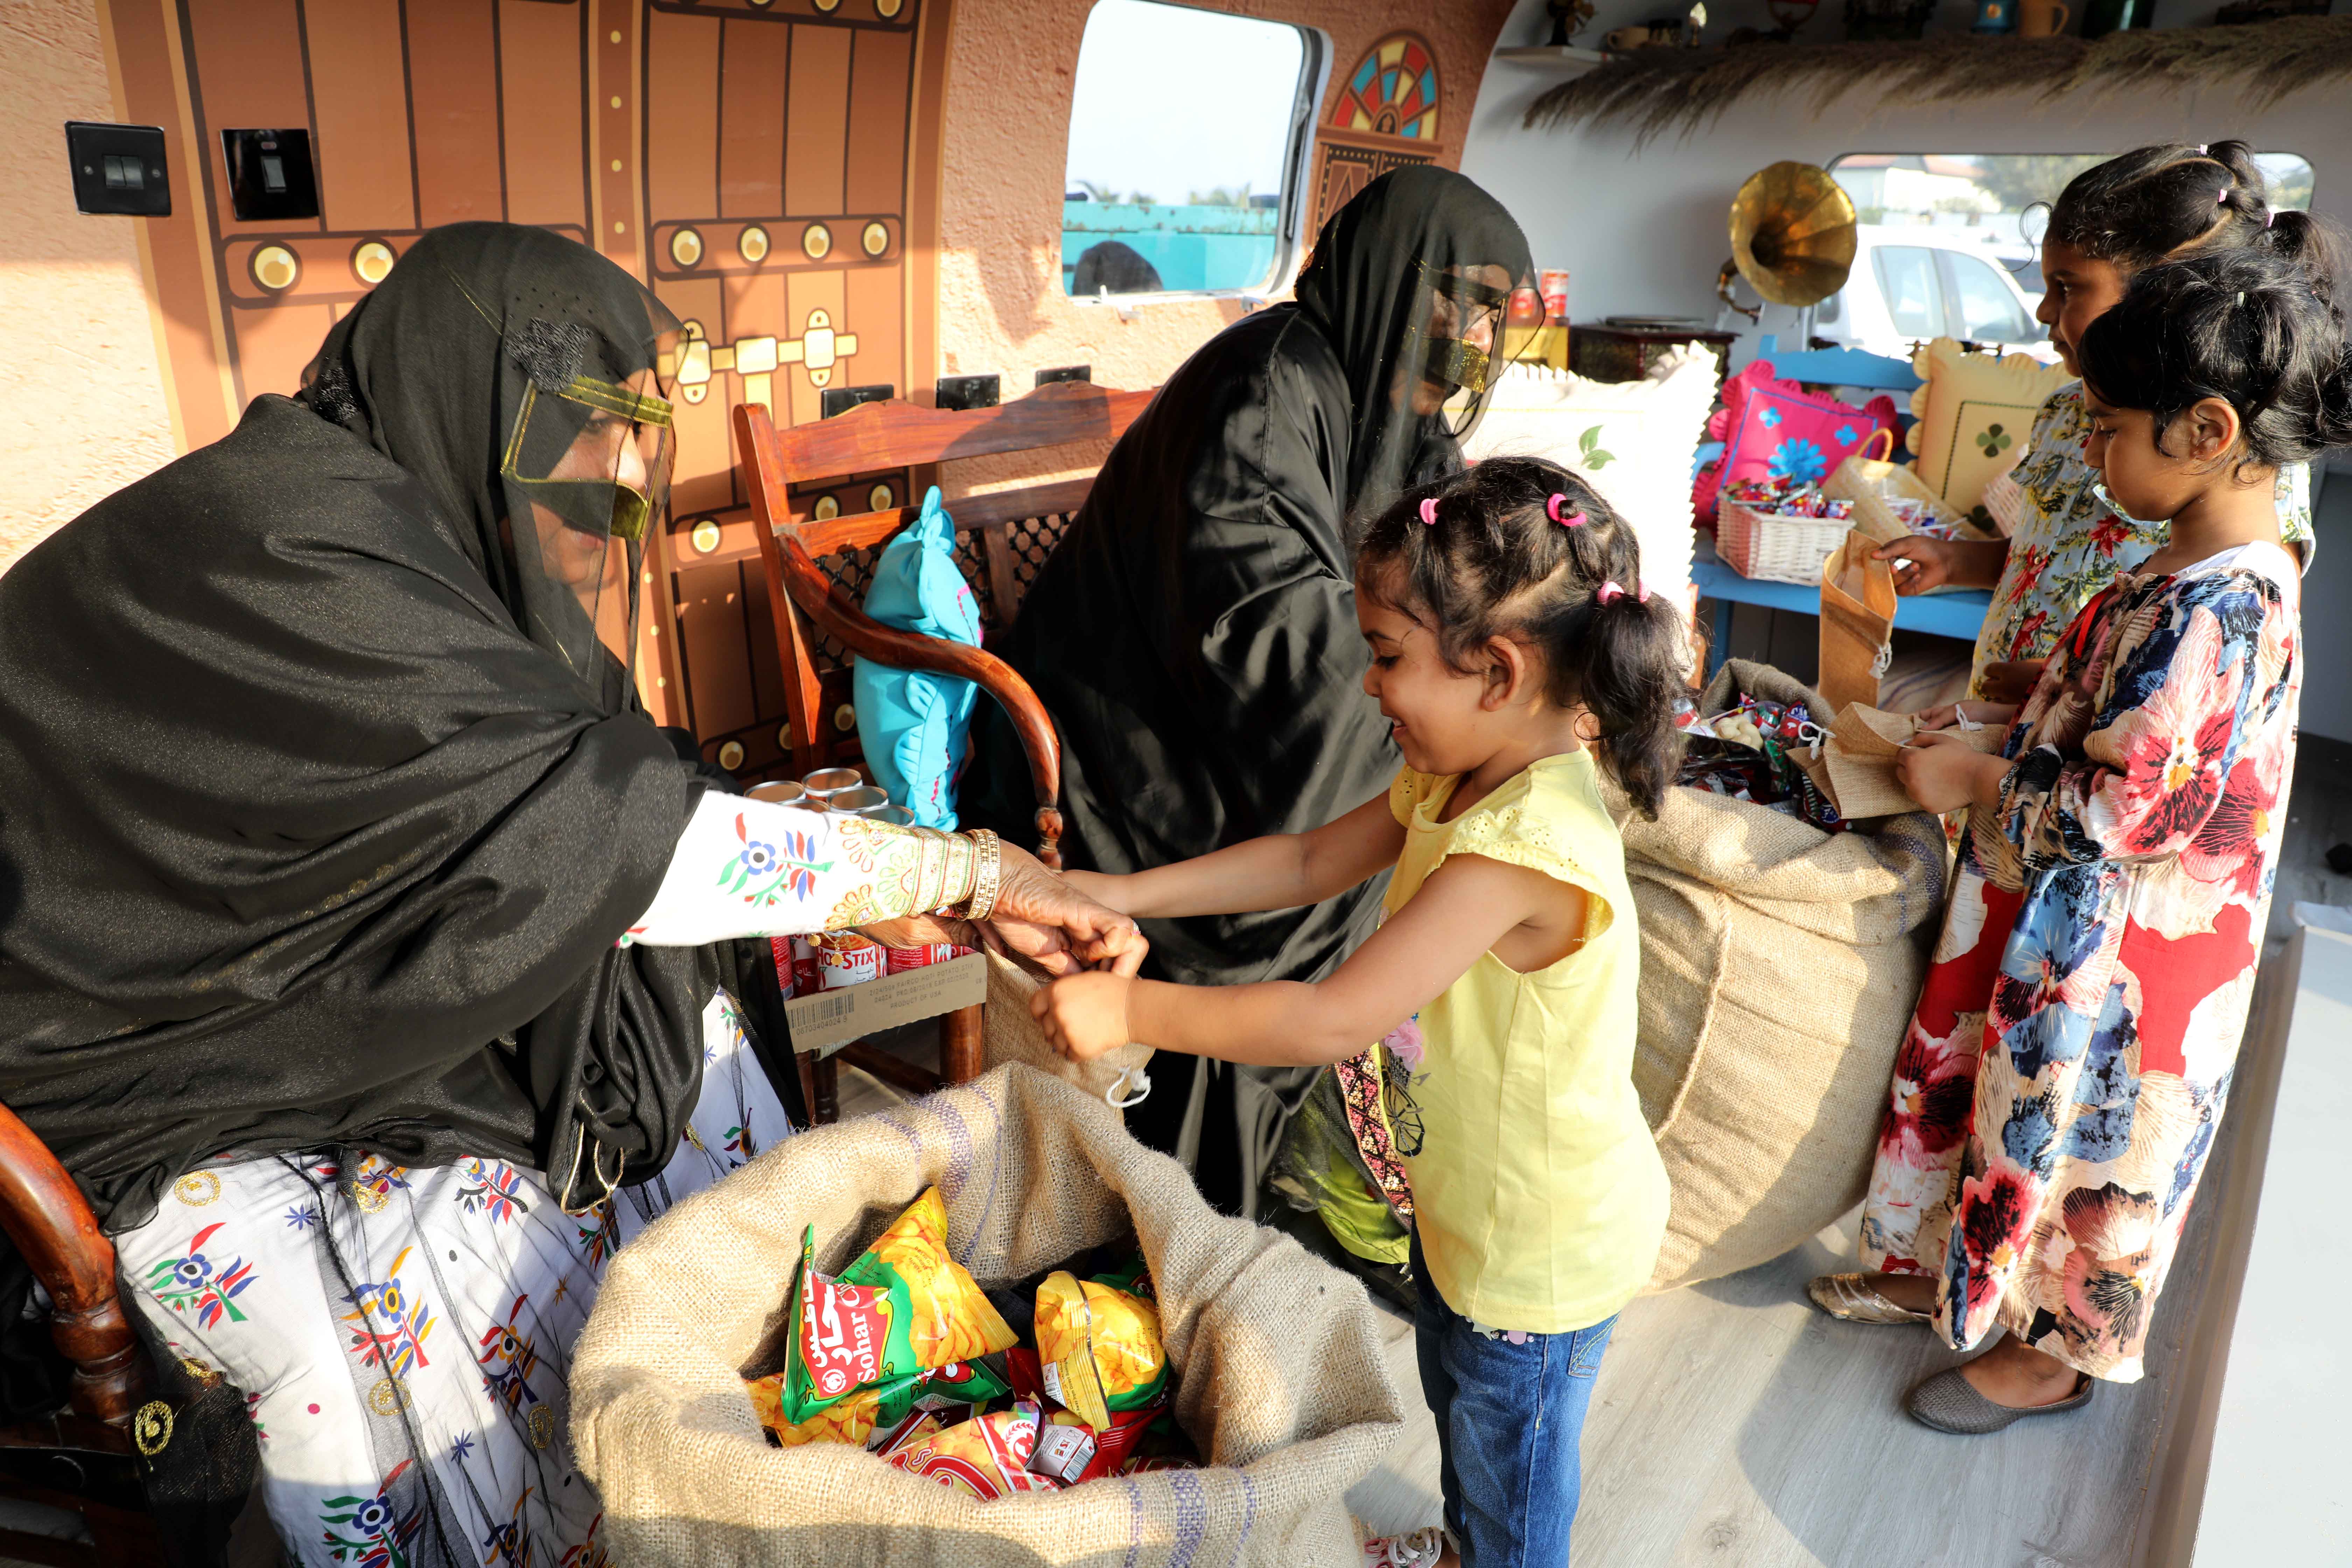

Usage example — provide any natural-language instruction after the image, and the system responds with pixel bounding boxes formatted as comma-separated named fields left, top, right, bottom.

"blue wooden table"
left=1692, top=541, right=1992, bottom=678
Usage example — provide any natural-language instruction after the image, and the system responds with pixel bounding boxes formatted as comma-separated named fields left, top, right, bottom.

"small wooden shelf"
left=1492, top=44, right=1610, bottom=72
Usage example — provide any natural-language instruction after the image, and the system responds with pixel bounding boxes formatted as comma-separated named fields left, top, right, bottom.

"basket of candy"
left=1823, top=453, right=1996, bottom=587
left=571, top=1064, right=1405, bottom=1566
left=1713, top=475, right=1859, bottom=584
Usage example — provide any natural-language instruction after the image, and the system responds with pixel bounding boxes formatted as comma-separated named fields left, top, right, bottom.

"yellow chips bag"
left=1034, top=1270, right=1169, bottom=1433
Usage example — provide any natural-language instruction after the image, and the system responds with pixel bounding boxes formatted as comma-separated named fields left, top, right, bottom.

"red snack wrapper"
left=790, top=936, right=819, bottom=996
left=888, top=1402, right=1057, bottom=1500
left=884, top=941, right=971, bottom=974
left=769, top=936, right=798, bottom=1000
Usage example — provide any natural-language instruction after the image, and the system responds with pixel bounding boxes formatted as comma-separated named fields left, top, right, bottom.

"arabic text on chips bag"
left=780, top=1186, right=1018, bottom=1427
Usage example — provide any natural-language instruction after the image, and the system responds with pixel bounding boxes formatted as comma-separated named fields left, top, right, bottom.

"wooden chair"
left=0, top=1104, right=165, bottom=1564
left=733, top=380, right=1156, bottom=1120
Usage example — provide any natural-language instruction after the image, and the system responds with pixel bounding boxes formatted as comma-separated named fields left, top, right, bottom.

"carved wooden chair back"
left=732, top=380, right=1154, bottom=867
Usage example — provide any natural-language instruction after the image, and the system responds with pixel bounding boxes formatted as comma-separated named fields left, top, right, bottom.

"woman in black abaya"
left=0, top=223, right=1137, bottom=1567
left=966, top=168, right=1532, bottom=1215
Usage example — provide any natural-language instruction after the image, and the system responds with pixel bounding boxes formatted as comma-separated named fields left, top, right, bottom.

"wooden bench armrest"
left=0, top=1105, right=147, bottom=1427
left=771, top=531, right=1066, bottom=863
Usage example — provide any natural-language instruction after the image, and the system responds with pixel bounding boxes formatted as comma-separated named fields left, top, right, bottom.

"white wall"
left=1459, top=0, right=2352, bottom=737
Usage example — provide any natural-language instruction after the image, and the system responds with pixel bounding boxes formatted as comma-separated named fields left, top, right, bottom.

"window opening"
left=1062, top=0, right=1324, bottom=300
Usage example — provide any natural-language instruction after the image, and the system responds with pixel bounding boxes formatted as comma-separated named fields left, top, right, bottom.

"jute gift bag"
left=1615, top=660, right=1947, bottom=1289
left=1818, top=701, right=2008, bottom=820
left=1817, top=530, right=1898, bottom=713
left=570, top=1064, right=1405, bottom=1566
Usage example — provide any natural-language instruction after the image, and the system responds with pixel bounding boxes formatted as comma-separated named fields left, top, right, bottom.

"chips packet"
left=887, top=1401, right=1058, bottom=1501
left=780, top=1187, right=1018, bottom=1427
left=1034, top=1269, right=1169, bottom=1431
left=746, top=1355, right=1014, bottom=1448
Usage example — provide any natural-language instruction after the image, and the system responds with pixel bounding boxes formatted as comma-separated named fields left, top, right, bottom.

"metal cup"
left=746, top=780, right=806, bottom=807
left=827, top=785, right=890, bottom=815
left=801, top=766, right=863, bottom=806
left=858, top=802, right=916, bottom=826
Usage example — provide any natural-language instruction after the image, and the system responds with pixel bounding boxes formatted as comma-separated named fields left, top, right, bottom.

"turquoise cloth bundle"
left=853, top=486, right=983, bottom=828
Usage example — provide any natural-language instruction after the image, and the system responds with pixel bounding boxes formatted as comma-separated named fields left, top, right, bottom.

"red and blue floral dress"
left=1858, top=540, right=2301, bottom=1382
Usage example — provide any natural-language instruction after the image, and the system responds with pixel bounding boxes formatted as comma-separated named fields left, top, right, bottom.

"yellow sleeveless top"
left=1385, top=751, right=1669, bottom=1334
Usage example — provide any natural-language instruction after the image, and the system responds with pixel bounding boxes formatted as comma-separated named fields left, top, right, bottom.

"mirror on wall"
left=1061, top=0, right=1323, bottom=300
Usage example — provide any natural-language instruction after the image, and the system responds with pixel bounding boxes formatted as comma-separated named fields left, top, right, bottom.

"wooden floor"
left=825, top=739, right=2352, bottom=1568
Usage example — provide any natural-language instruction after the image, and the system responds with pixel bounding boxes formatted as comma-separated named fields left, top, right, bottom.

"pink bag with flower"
left=1693, top=360, right=1900, bottom=524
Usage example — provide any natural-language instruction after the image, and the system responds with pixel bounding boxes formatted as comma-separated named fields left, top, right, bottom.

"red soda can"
left=791, top=935, right=820, bottom=995
left=885, top=941, right=969, bottom=974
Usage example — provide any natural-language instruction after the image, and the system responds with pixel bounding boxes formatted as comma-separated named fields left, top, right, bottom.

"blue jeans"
left=1411, top=1231, right=1617, bottom=1567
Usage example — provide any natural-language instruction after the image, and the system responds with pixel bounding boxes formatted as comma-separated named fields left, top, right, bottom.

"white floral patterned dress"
left=113, top=794, right=982, bottom=1568
left=1970, top=382, right=2311, bottom=698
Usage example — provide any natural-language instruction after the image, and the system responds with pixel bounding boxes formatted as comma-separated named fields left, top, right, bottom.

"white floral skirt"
left=114, top=993, right=794, bottom=1568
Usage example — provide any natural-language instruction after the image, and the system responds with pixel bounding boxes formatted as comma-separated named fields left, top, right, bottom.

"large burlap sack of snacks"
left=1610, top=659, right=1947, bottom=1290
left=571, top=1064, right=1404, bottom=1566
left=980, top=946, right=1153, bottom=1105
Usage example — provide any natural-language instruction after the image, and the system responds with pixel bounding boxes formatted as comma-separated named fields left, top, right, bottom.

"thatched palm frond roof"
left=1525, top=16, right=2352, bottom=145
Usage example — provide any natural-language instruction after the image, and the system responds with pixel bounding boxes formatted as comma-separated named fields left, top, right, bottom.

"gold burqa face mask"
left=499, top=374, right=674, bottom=544
left=1412, top=262, right=1512, bottom=397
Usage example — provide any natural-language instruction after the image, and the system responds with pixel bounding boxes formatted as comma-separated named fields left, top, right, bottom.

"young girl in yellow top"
left=1035, top=455, right=1681, bottom=1567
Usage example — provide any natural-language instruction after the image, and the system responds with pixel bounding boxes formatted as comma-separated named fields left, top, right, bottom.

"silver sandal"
left=1806, top=1272, right=1933, bottom=1325
left=1905, top=1366, right=2095, bottom=1433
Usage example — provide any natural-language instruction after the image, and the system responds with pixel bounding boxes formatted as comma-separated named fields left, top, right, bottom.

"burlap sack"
left=571, top=1064, right=1404, bottom=1566
left=1616, top=660, right=1947, bottom=1290
left=981, top=947, right=1153, bottom=1105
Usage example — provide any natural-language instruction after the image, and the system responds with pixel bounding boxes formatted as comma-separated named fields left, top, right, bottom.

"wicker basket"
left=1715, top=499, right=1853, bottom=585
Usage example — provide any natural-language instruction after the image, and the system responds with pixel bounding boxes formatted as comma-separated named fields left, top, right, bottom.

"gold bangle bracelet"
left=961, top=829, right=1002, bottom=922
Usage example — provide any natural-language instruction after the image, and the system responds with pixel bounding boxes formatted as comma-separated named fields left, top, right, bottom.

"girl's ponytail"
left=1560, top=583, right=1686, bottom=820
left=2262, top=208, right=2352, bottom=312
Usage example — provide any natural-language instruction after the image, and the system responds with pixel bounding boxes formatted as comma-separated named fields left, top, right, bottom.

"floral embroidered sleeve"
left=621, top=792, right=978, bottom=945
left=1997, top=570, right=2287, bottom=869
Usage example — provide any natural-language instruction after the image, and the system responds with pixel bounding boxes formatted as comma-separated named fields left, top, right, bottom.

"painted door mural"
left=103, top=0, right=947, bottom=765
left=1310, top=32, right=1442, bottom=234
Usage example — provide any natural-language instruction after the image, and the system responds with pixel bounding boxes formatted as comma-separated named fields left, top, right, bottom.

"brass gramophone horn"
left=1728, top=161, right=1858, bottom=309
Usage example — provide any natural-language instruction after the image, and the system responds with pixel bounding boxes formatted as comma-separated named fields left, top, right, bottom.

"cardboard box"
left=780, top=951, right=987, bottom=1058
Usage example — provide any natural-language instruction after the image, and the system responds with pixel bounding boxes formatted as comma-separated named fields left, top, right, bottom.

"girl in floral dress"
left=1873, top=141, right=2317, bottom=704
left=1811, top=244, right=2348, bottom=1432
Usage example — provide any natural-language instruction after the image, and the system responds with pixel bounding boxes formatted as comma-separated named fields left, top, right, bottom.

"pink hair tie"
left=1638, top=578, right=1654, bottom=602
left=1419, top=498, right=1440, bottom=527
left=1546, top=494, right=1587, bottom=527
left=2218, top=187, right=2230, bottom=205
left=1595, top=581, right=1625, bottom=605
left=2266, top=210, right=2277, bottom=229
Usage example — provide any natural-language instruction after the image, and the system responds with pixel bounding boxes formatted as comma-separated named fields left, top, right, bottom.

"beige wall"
left=0, top=0, right=174, bottom=575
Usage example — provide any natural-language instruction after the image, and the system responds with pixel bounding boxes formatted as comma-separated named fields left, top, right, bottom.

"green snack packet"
left=780, top=1188, right=1018, bottom=1427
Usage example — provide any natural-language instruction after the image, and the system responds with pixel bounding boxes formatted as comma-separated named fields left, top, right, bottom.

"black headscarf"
left=0, top=225, right=712, bottom=1264
left=1293, top=163, right=1533, bottom=519
left=966, top=169, right=1531, bottom=1214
